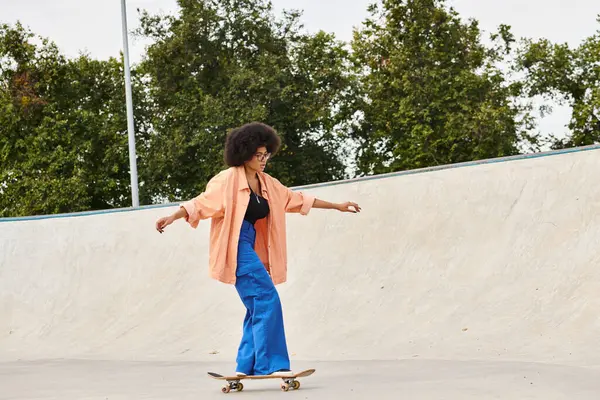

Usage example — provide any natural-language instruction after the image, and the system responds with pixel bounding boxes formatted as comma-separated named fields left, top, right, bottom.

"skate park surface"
left=2, top=145, right=600, bottom=399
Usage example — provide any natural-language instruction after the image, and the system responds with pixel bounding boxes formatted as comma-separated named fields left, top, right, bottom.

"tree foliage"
left=516, top=17, right=600, bottom=149
left=1, top=1, right=599, bottom=218
left=0, top=23, right=151, bottom=217
left=137, top=0, right=353, bottom=202
left=348, top=0, right=537, bottom=176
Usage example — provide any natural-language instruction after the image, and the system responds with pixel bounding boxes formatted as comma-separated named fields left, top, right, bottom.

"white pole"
left=121, top=0, right=139, bottom=207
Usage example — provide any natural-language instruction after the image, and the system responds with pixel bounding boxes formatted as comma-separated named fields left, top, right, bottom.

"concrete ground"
left=2, top=146, right=600, bottom=399
left=3, top=359, right=600, bottom=399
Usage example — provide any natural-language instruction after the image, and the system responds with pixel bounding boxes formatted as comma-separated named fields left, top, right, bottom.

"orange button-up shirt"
left=181, top=166, right=315, bottom=285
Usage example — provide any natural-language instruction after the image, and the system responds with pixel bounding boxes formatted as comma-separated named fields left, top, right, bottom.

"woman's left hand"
left=337, top=202, right=361, bottom=213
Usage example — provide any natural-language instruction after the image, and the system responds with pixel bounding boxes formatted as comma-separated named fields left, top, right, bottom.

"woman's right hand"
left=156, top=206, right=189, bottom=233
left=156, top=215, right=175, bottom=233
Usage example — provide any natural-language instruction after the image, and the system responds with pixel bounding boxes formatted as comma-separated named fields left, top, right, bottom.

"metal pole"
left=121, top=0, right=139, bottom=207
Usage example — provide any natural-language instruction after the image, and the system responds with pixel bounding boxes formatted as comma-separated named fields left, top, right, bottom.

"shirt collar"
left=235, top=166, right=269, bottom=200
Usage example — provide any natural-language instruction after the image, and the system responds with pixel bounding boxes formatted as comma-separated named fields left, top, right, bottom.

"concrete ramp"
left=1, top=146, right=600, bottom=398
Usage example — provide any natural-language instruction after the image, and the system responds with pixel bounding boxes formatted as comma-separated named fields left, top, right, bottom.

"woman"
left=155, top=122, right=360, bottom=377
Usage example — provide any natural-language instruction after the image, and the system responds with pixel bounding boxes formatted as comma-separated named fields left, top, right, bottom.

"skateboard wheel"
left=236, top=383, right=244, bottom=392
left=281, top=383, right=290, bottom=392
left=221, top=385, right=231, bottom=393
left=293, top=381, right=300, bottom=390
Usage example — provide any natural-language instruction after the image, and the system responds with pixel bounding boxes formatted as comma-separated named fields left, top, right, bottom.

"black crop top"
left=244, top=189, right=270, bottom=224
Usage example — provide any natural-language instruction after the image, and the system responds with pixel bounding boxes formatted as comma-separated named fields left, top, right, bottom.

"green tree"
left=348, top=0, right=537, bottom=176
left=136, top=0, right=353, bottom=202
left=0, top=22, right=150, bottom=217
left=516, top=17, right=600, bottom=149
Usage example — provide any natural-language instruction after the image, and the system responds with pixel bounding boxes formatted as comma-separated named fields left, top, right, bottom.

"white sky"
left=2, top=0, right=599, bottom=140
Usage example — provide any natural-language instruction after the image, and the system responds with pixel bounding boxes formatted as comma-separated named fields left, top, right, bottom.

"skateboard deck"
left=207, top=369, right=315, bottom=393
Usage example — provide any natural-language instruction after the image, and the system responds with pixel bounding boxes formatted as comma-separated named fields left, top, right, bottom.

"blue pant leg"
left=234, top=221, right=262, bottom=375
left=234, top=220, right=289, bottom=375
left=234, top=304, right=255, bottom=375
left=246, top=267, right=290, bottom=375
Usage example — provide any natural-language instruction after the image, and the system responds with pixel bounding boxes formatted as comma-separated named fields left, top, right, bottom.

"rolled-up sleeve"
left=180, top=173, right=226, bottom=228
left=286, top=189, right=315, bottom=215
left=271, top=177, right=315, bottom=215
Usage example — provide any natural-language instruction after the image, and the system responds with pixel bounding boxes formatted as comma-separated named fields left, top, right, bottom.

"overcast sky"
left=2, top=0, right=599, bottom=140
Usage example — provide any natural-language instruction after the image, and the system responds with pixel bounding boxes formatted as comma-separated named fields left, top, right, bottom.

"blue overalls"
left=234, top=196, right=290, bottom=375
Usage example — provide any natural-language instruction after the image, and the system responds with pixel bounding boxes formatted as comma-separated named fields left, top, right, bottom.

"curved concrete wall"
left=1, top=147, right=600, bottom=367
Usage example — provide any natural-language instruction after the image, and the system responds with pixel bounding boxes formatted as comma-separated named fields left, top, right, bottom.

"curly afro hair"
left=224, top=122, right=281, bottom=167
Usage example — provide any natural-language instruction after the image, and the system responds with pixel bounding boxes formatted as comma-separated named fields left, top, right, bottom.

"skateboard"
left=207, top=369, right=315, bottom=393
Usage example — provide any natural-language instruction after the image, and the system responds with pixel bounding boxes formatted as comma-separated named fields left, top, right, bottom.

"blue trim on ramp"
left=2, top=144, right=599, bottom=223
left=295, top=144, right=600, bottom=191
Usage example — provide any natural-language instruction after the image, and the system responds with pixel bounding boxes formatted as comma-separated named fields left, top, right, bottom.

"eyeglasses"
left=254, top=152, right=271, bottom=161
